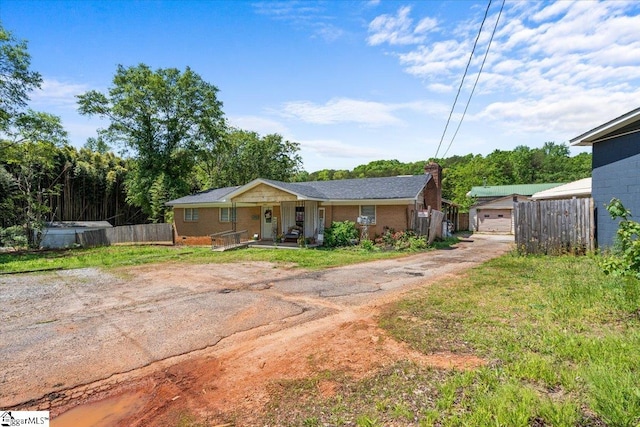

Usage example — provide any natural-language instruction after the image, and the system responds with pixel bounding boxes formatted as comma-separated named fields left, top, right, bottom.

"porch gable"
left=231, top=183, right=298, bottom=204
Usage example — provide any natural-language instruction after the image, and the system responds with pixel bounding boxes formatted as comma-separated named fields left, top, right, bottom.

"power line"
left=433, top=0, right=492, bottom=159
left=442, top=0, right=505, bottom=158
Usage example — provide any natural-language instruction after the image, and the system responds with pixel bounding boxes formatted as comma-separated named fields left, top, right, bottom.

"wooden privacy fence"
left=78, top=223, right=174, bottom=248
left=515, top=198, right=595, bottom=255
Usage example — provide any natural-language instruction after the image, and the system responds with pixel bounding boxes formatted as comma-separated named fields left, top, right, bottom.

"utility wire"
left=433, top=0, right=492, bottom=159
left=442, top=0, right=505, bottom=158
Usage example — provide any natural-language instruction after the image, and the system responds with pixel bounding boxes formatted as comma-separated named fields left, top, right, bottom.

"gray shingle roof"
left=166, top=175, right=431, bottom=205
left=290, top=175, right=431, bottom=200
left=165, top=185, right=240, bottom=206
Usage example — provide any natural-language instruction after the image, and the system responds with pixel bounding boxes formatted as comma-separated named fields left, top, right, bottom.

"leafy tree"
left=302, top=142, right=591, bottom=210
left=485, top=149, right=515, bottom=184
left=63, top=146, right=133, bottom=224
left=353, top=159, right=405, bottom=178
left=83, top=136, right=111, bottom=154
left=310, top=169, right=339, bottom=181
left=77, top=64, right=226, bottom=222
left=437, top=154, right=493, bottom=210
left=0, top=23, right=42, bottom=131
left=197, top=129, right=302, bottom=188
left=2, top=110, right=68, bottom=247
left=0, top=22, right=45, bottom=236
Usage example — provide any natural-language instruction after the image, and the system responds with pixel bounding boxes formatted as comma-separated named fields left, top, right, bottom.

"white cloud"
left=399, top=40, right=469, bottom=77
left=375, top=0, right=640, bottom=144
left=314, top=24, right=345, bottom=43
left=530, top=0, right=574, bottom=22
left=252, top=1, right=346, bottom=43
left=228, top=115, right=290, bottom=136
left=279, top=98, right=405, bottom=126
left=478, top=87, right=640, bottom=137
left=277, top=98, right=449, bottom=127
left=367, top=6, right=437, bottom=46
left=301, top=138, right=387, bottom=159
left=29, top=79, right=89, bottom=110
left=427, top=83, right=452, bottom=93
left=414, top=16, right=438, bottom=34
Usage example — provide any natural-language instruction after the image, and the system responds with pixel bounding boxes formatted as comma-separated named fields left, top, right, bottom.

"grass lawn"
left=0, top=244, right=415, bottom=274
left=264, top=254, right=640, bottom=426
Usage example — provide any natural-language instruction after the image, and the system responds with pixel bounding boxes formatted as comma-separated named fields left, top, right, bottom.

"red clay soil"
left=49, top=236, right=512, bottom=426
left=52, top=299, right=484, bottom=427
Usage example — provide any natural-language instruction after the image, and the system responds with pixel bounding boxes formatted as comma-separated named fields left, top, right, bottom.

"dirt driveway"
left=0, top=234, right=512, bottom=426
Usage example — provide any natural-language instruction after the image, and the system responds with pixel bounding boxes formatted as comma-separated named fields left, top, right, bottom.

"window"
left=360, top=205, right=376, bottom=224
left=220, top=207, right=237, bottom=222
left=184, top=208, right=199, bottom=222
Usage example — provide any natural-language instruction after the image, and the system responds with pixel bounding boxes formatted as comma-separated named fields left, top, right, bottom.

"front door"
left=261, top=206, right=274, bottom=240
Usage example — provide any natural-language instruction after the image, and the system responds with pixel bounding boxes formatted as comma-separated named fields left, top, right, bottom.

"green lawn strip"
left=0, top=244, right=417, bottom=274
left=261, top=254, right=640, bottom=426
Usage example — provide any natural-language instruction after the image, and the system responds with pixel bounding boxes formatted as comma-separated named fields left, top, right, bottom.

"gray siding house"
left=571, top=107, right=640, bottom=247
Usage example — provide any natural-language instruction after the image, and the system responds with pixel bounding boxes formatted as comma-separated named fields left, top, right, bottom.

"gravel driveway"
left=0, top=234, right=512, bottom=408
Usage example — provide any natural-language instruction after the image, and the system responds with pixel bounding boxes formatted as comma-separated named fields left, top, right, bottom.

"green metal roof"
left=468, top=183, right=565, bottom=198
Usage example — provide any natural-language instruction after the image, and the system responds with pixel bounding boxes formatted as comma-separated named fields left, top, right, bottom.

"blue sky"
left=2, top=0, right=640, bottom=172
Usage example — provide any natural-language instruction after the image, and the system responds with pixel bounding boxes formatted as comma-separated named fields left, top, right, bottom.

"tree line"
left=0, top=22, right=591, bottom=248
left=301, top=142, right=591, bottom=209
left=0, top=23, right=303, bottom=247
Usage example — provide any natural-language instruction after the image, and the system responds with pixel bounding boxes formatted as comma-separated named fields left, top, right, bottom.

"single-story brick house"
left=571, top=107, right=640, bottom=247
left=166, top=163, right=442, bottom=244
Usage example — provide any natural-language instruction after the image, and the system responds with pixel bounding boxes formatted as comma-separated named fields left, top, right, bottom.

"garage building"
left=468, top=184, right=564, bottom=234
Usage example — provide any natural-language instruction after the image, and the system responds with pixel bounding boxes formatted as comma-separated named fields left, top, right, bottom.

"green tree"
left=77, top=64, right=226, bottom=222
left=0, top=22, right=44, bottom=234
left=197, top=129, right=302, bottom=188
left=2, top=110, right=68, bottom=247
left=352, top=159, right=404, bottom=178
left=438, top=154, right=493, bottom=210
left=0, top=23, right=42, bottom=131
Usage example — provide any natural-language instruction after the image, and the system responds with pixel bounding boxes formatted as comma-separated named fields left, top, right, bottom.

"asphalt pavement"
left=0, top=233, right=513, bottom=408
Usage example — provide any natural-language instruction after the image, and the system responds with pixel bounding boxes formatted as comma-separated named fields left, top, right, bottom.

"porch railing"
left=211, top=229, right=249, bottom=250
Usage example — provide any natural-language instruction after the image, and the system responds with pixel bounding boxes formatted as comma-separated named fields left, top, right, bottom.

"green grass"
left=261, top=254, right=640, bottom=426
left=0, top=244, right=421, bottom=274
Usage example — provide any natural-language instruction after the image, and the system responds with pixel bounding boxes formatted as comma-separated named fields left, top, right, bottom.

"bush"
left=599, top=198, right=640, bottom=278
left=359, top=239, right=377, bottom=252
left=324, top=220, right=359, bottom=248
left=374, top=229, right=426, bottom=251
left=0, top=225, right=28, bottom=250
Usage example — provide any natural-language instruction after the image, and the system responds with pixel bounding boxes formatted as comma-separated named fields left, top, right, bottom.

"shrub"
left=407, top=235, right=428, bottom=251
left=359, top=239, right=377, bottom=252
left=0, top=226, right=28, bottom=250
left=324, top=220, right=359, bottom=248
left=374, top=229, right=428, bottom=251
left=599, top=198, right=640, bottom=278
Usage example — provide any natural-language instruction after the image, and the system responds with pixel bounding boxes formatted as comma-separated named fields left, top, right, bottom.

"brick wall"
left=327, top=204, right=414, bottom=237
left=424, top=162, right=442, bottom=211
left=174, top=206, right=263, bottom=244
left=423, top=180, right=439, bottom=212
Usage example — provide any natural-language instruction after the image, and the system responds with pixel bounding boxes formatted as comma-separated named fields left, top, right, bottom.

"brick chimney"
left=424, top=162, right=442, bottom=211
